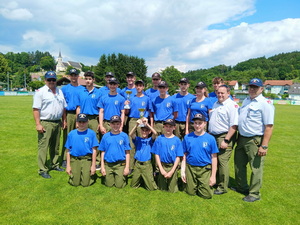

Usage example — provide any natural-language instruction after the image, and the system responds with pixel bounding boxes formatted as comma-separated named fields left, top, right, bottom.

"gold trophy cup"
left=124, top=90, right=132, bottom=109
left=138, top=108, right=146, bottom=127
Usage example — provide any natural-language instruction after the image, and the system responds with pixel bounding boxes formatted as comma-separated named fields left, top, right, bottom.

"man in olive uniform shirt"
left=234, top=78, right=274, bottom=202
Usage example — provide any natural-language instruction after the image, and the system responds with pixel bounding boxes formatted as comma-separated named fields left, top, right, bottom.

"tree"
left=40, top=56, right=55, bottom=71
left=27, top=80, right=44, bottom=91
left=160, top=66, right=183, bottom=95
left=0, top=54, right=10, bottom=83
left=94, top=53, right=147, bottom=88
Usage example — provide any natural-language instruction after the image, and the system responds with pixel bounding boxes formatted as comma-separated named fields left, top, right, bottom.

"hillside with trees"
left=0, top=50, right=299, bottom=94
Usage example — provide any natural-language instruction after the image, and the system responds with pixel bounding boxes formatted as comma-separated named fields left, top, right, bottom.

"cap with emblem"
left=152, top=72, right=161, bottom=79
left=179, top=78, right=189, bottom=84
left=77, top=113, right=88, bottom=122
left=158, top=81, right=168, bottom=88
left=105, top=72, right=115, bottom=77
left=69, top=68, right=78, bottom=75
left=110, top=115, right=122, bottom=123
left=126, top=72, right=136, bottom=77
left=195, top=81, right=207, bottom=88
left=163, top=119, right=176, bottom=126
left=45, top=71, right=57, bottom=79
left=135, top=80, right=144, bottom=85
left=109, top=77, right=119, bottom=84
left=192, top=113, right=206, bottom=121
left=249, top=78, right=263, bottom=87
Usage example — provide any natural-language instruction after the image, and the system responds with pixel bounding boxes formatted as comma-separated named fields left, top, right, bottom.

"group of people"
left=32, top=69, right=274, bottom=202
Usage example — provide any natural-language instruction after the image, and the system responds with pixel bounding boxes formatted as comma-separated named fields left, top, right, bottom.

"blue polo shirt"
left=145, top=88, right=160, bottom=102
left=120, top=87, right=137, bottom=99
left=188, top=97, right=213, bottom=122
left=99, top=132, right=131, bottom=163
left=151, top=96, right=178, bottom=121
left=151, top=135, right=183, bottom=164
left=61, top=84, right=84, bottom=111
left=78, top=87, right=102, bottom=115
left=65, top=128, right=99, bottom=157
left=172, top=93, right=195, bottom=122
left=97, top=94, right=125, bottom=120
left=99, top=86, right=121, bottom=95
left=183, top=132, right=219, bottom=166
left=133, top=136, right=154, bottom=162
left=128, top=95, right=151, bottom=118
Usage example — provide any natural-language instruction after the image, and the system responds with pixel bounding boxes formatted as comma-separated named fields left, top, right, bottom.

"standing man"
left=145, top=72, right=163, bottom=101
left=33, top=71, right=66, bottom=178
left=208, top=85, right=239, bottom=195
left=61, top=68, right=84, bottom=168
left=99, top=72, right=121, bottom=95
left=234, top=78, right=274, bottom=202
left=150, top=81, right=178, bottom=136
left=209, top=77, right=225, bottom=103
left=98, top=77, right=125, bottom=136
left=172, top=78, right=195, bottom=139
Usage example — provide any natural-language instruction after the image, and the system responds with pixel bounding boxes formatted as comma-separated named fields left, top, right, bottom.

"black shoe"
left=53, top=167, right=64, bottom=172
left=40, top=172, right=51, bottom=179
left=243, top=195, right=260, bottom=202
left=61, top=160, right=67, bottom=168
left=214, top=190, right=225, bottom=195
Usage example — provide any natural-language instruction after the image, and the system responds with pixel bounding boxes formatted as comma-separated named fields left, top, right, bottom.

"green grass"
left=0, top=96, right=299, bottom=224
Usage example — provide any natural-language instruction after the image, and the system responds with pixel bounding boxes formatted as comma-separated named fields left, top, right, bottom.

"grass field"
left=0, top=96, right=299, bottom=224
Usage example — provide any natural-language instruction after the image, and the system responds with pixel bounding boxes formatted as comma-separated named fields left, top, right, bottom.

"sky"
left=0, top=0, right=300, bottom=76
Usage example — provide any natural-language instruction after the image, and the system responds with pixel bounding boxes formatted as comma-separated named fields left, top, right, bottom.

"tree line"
left=1, top=50, right=299, bottom=94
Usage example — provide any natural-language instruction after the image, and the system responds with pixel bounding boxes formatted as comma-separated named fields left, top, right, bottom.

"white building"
left=56, top=51, right=82, bottom=73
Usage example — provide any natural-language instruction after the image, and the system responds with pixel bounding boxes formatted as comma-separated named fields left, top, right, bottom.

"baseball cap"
left=179, top=78, right=189, bottom=84
left=163, top=119, right=176, bottom=126
left=152, top=72, right=161, bottom=79
left=158, top=81, right=168, bottom=88
left=109, top=77, right=119, bottom=84
left=105, top=72, right=115, bottom=77
left=249, top=78, right=263, bottom=87
left=192, top=113, right=206, bottom=121
left=69, top=68, right=78, bottom=75
left=135, top=80, right=145, bottom=85
left=84, top=71, right=94, bottom=78
left=110, top=115, right=122, bottom=123
left=126, top=72, right=136, bottom=77
left=45, top=71, right=57, bottom=80
left=77, top=113, right=88, bottom=122
left=195, top=81, right=207, bottom=88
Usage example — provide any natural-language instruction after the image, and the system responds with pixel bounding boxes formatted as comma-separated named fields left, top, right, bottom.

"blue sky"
left=0, top=0, right=300, bottom=75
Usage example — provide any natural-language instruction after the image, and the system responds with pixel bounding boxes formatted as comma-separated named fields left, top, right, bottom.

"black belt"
left=71, top=154, right=92, bottom=160
left=66, top=110, right=76, bottom=114
left=239, top=134, right=262, bottom=138
left=155, top=121, right=164, bottom=123
left=161, top=162, right=174, bottom=167
left=105, top=160, right=126, bottom=166
left=136, top=160, right=151, bottom=165
left=40, top=120, right=60, bottom=123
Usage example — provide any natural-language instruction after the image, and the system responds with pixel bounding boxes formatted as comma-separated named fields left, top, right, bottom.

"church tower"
left=56, top=50, right=65, bottom=73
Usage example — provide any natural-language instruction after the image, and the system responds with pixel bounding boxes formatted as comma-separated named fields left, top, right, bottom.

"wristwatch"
left=261, top=145, right=268, bottom=150
left=224, top=138, right=230, bottom=144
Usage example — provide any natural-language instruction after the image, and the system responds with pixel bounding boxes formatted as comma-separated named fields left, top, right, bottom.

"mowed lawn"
left=0, top=96, right=299, bottom=224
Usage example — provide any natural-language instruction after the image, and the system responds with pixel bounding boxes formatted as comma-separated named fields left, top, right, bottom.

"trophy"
left=138, top=108, right=146, bottom=127
left=124, top=90, right=132, bottom=109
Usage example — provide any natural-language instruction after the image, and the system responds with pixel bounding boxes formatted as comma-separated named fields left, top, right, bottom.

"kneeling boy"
left=181, top=113, right=218, bottom=198
left=129, top=118, right=157, bottom=190
left=151, top=119, right=183, bottom=193
left=65, top=113, right=98, bottom=187
left=99, top=115, right=131, bottom=188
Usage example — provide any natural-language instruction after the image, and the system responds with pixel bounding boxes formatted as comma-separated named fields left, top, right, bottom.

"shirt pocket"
left=247, top=106, right=261, bottom=118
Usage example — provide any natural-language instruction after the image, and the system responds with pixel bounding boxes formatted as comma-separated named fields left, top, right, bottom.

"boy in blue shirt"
left=150, top=81, right=178, bottom=136
left=65, top=113, right=99, bottom=187
left=98, top=77, right=125, bottom=136
left=99, top=115, right=131, bottom=188
left=181, top=113, right=218, bottom=199
left=151, top=119, right=183, bottom=193
left=129, top=118, right=158, bottom=190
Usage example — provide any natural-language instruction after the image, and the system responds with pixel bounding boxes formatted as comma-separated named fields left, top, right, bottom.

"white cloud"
left=0, top=1, right=32, bottom=20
